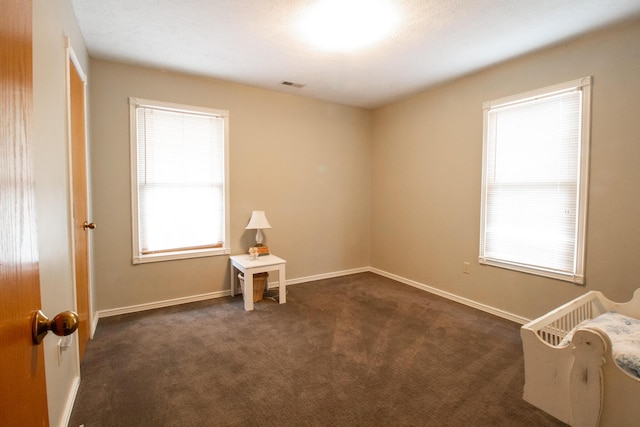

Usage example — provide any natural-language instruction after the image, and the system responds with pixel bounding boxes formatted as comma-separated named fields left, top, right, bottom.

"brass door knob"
left=83, top=221, right=96, bottom=230
left=32, top=310, right=79, bottom=345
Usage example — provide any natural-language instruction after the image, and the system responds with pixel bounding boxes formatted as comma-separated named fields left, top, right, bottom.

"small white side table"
left=229, top=254, right=287, bottom=311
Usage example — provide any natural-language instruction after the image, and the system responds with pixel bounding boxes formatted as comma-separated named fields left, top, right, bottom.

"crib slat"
left=535, top=297, right=598, bottom=346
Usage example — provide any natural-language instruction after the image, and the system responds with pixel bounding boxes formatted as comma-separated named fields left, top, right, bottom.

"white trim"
left=59, top=375, right=80, bottom=427
left=284, top=267, right=370, bottom=286
left=479, top=77, right=592, bottom=285
left=482, top=76, right=590, bottom=110
left=97, top=290, right=230, bottom=318
left=132, top=247, right=231, bottom=265
left=66, top=40, right=86, bottom=82
left=263, top=267, right=370, bottom=290
left=129, top=100, right=140, bottom=262
left=95, top=267, right=369, bottom=319
left=129, top=96, right=228, bottom=117
left=64, top=40, right=95, bottom=336
left=91, top=310, right=99, bottom=337
left=478, top=257, right=584, bottom=285
left=94, top=266, right=529, bottom=326
left=575, top=77, right=592, bottom=285
left=369, top=268, right=530, bottom=324
left=62, top=39, right=85, bottom=427
left=129, top=97, right=230, bottom=264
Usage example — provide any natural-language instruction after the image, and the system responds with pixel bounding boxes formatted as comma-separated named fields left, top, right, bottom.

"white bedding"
left=562, top=312, right=640, bottom=378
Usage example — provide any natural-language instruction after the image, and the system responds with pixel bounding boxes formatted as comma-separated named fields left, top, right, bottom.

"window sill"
left=133, top=247, right=230, bottom=264
left=478, top=257, right=584, bottom=285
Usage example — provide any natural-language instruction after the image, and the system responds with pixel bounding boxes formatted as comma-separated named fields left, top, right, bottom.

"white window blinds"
left=479, top=78, right=591, bottom=283
left=130, top=98, right=229, bottom=263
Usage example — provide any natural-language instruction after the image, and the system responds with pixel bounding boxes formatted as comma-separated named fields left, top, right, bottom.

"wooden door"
left=0, top=0, right=50, bottom=425
left=69, top=56, right=91, bottom=361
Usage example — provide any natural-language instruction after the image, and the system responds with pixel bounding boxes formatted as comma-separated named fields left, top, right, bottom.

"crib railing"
left=536, top=300, right=594, bottom=346
left=524, top=291, right=607, bottom=347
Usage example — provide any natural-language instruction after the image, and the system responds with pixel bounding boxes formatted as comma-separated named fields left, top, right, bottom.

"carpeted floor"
left=69, top=272, right=567, bottom=426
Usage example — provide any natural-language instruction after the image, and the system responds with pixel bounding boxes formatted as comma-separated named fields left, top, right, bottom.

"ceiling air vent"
left=281, top=81, right=305, bottom=88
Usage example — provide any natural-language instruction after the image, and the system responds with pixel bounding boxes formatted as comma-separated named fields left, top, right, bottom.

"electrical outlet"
left=463, top=262, right=471, bottom=274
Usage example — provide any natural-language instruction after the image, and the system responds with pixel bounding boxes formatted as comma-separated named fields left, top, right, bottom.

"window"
left=479, top=77, right=591, bottom=284
left=129, top=97, right=230, bottom=264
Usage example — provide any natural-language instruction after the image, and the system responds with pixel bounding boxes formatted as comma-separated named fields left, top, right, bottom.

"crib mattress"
left=563, top=312, right=640, bottom=378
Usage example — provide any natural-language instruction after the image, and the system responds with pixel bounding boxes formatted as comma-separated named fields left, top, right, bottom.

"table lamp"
left=245, top=210, right=272, bottom=248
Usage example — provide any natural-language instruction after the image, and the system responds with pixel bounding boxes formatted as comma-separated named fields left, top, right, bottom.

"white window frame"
left=129, top=97, right=230, bottom=264
left=479, top=77, right=592, bottom=284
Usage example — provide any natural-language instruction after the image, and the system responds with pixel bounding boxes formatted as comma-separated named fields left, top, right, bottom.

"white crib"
left=521, top=289, right=640, bottom=427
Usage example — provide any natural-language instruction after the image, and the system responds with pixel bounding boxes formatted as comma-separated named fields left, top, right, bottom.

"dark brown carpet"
left=69, top=272, right=566, bottom=426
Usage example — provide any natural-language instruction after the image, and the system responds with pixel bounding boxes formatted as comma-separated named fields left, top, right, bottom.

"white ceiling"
left=70, top=0, right=640, bottom=109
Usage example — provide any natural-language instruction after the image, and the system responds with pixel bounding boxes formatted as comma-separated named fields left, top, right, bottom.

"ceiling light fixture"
left=297, top=0, right=399, bottom=53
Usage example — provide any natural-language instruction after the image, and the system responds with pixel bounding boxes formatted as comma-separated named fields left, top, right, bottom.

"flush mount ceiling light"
left=297, top=0, right=400, bottom=53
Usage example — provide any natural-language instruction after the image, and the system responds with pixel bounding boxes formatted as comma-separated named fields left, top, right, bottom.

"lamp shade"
left=245, top=211, right=272, bottom=230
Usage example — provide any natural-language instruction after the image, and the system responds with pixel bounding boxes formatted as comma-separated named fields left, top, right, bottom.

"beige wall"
left=90, top=19, right=640, bottom=320
left=33, top=0, right=89, bottom=425
left=89, top=60, right=372, bottom=311
left=371, top=20, right=640, bottom=319
left=30, top=5, right=639, bottom=425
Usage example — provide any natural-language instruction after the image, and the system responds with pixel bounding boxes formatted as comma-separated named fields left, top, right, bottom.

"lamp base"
left=251, top=245, right=270, bottom=256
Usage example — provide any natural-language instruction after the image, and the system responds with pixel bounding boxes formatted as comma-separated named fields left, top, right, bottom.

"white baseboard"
left=95, top=267, right=369, bottom=321
left=60, top=374, right=80, bottom=427
left=95, top=266, right=528, bottom=325
left=285, top=266, right=370, bottom=286
left=369, top=267, right=530, bottom=324
left=91, top=311, right=99, bottom=338
left=96, top=289, right=230, bottom=319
